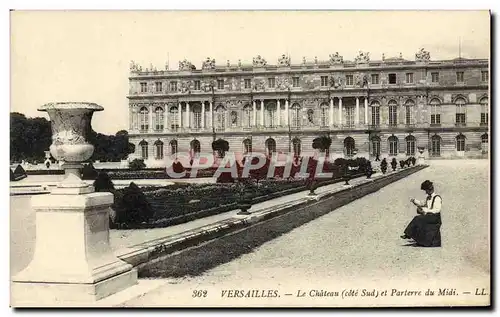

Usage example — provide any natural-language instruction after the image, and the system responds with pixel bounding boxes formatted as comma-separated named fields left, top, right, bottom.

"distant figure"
left=401, top=180, right=442, bottom=247
left=45, top=161, right=50, bottom=169
left=375, top=154, right=380, bottom=161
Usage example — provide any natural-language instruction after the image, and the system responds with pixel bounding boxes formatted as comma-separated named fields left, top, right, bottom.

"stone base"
left=11, top=269, right=138, bottom=307
left=418, top=157, right=425, bottom=165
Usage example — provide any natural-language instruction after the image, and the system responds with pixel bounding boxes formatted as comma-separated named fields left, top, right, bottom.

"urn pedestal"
left=417, top=147, right=426, bottom=165
left=11, top=103, right=137, bottom=307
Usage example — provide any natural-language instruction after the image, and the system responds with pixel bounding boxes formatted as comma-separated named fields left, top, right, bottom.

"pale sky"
left=10, top=10, right=490, bottom=134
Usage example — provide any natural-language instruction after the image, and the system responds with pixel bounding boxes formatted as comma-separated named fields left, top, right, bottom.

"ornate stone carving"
left=202, top=57, right=216, bottom=70
left=179, top=80, right=192, bottom=93
left=354, top=51, right=370, bottom=64
left=179, top=59, right=195, bottom=71
left=329, top=52, right=343, bottom=64
left=254, top=79, right=265, bottom=91
left=129, top=60, right=142, bottom=72
left=278, top=54, right=291, bottom=67
left=333, top=75, right=344, bottom=89
left=355, top=73, right=369, bottom=87
left=252, top=55, right=267, bottom=67
left=415, top=48, right=431, bottom=62
left=276, top=77, right=291, bottom=90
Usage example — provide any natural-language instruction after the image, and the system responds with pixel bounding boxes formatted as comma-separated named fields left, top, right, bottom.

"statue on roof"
left=329, top=52, right=343, bottom=64
left=355, top=51, right=370, bottom=64
left=179, top=59, right=194, bottom=71
left=252, top=55, right=267, bottom=67
left=278, top=54, right=291, bottom=67
left=415, top=48, right=431, bottom=62
left=202, top=57, right=216, bottom=70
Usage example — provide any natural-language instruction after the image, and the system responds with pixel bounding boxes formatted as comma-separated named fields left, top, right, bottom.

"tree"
left=10, top=112, right=51, bottom=163
left=212, top=139, right=230, bottom=158
left=312, top=135, right=332, bottom=157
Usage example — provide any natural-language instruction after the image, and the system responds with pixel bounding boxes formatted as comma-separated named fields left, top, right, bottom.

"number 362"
left=192, top=290, right=208, bottom=298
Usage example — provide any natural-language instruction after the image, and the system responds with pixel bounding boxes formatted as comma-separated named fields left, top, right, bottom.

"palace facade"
left=127, top=49, right=489, bottom=167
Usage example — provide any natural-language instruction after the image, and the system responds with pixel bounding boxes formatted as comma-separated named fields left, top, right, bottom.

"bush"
left=112, top=182, right=153, bottom=226
left=93, top=171, right=115, bottom=192
left=399, top=160, right=405, bottom=169
left=380, top=158, right=388, bottom=174
left=81, top=162, right=98, bottom=180
left=391, top=158, right=397, bottom=171
left=130, top=159, right=146, bottom=171
left=411, top=157, right=416, bottom=166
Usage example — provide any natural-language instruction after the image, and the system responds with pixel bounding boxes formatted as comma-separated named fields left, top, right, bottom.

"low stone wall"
left=116, top=165, right=427, bottom=277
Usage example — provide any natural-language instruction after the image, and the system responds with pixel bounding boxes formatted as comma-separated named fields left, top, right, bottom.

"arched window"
left=291, top=103, right=301, bottom=128
left=170, top=106, right=179, bottom=131
left=371, top=101, right=380, bottom=126
left=320, top=103, right=329, bottom=127
left=455, top=97, right=466, bottom=126
left=243, top=104, right=252, bottom=128
left=154, top=107, right=164, bottom=131
left=388, top=136, right=398, bottom=156
left=388, top=100, right=398, bottom=126
left=139, top=140, right=148, bottom=159
left=456, top=134, right=466, bottom=152
left=405, top=135, right=416, bottom=156
left=292, top=138, right=301, bottom=157
left=431, top=135, right=441, bottom=157
left=192, top=105, right=202, bottom=129
left=371, top=136, right=381, bottom=157
left=345, top=106, right=354, bottom=128
left=243, top=138, right=252, bottom=154
left=265, top=138, right=276, bottom=156
left=154, top=140, right=164, bottom=160
left=266, top=103, right=277, bottom=127
left=430, top=98, right=441, bottom=125
left=215, top=105, right=226, bottom=131
left=170, top=140, right=178, bottom=155
left=481, top=133, right=488, bottom=153
left=190, top=139, right=201, bottom=158
left=480, top=97, right=488, bottom=125
left=306, top=109, right=314, bottom=125
left=344, top=137, right=355, bottom=157
left=230, top=111, right=238, bottom=127
left=139, top=106, right=149, bottom=132
left=405, top=99, right=415, bottom=125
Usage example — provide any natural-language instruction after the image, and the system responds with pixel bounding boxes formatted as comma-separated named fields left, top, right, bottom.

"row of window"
left=138, top=70, right=489, bottom=93
left=138, top=133, right=489, bottom=160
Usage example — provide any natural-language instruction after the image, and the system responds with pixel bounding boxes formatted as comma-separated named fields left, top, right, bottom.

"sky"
left=10, top=10, right=490, bottom=134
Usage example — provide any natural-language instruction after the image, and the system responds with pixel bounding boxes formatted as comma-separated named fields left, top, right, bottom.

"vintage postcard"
left=9, top=10, right=491, bottom=308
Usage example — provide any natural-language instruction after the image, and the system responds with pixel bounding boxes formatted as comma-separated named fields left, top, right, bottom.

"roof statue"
left=202, top=57, right=216, bottom=70
left=399, top=52, right=403, bottom=59
left=302, top=56, right=306, bottom=65
left=382, top=53, right=385, bottom=61
left=278, top=54, right=291, bottom=67
left=179, top=59, right=195, bottom=71
left=329, top=52, right=343, bottom=64
left=252, top=55, right=267, bottom=67
left=238, top=59, right=242, bottom=67
left=415, top=48, right=431, bottom=62
left=354, top=51, right=370, bottom=64
left=129, top=60, right=142, bottom=72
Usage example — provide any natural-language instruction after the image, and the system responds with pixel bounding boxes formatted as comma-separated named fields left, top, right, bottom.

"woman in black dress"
left=401, top=180, right=442, bottom=247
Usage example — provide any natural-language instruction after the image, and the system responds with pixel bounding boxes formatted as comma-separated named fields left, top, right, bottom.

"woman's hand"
left=410, top=198, right=416, bottom=205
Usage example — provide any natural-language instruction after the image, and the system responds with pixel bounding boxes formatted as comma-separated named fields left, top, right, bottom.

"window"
left=456, top=134, right=465, bottom=152
left=155, top=82, right=162, bottom=92
left=455, top=98, right=466, bottom=126
left=266, top=103, right=277, bottom=127
left=371, top=102, right=380, bottom=126
left=456, top=72, right=464, bottom=83
left=139, top=140, right=148, bottom=160
left=139, top=106, right=149, bottom=132
left=170, top=106, right=179, bottom=131
left=388, top=73, right=397, bottom=84
left=154, top=140, right=164, bottom=160
left=215, top=106, right=226, bottom=131
left=217, top=79, right=224, bottom=90
left=292, top=138, right=301, bottom=157
left=481, top=134, right=488, bottom=153
left=321, top=76, right=328, bottom=87
left=243, top=104, right=252, bottom=128
left=345, top=107, right=354, bottom=127
left=371, top=74, right=379, bottom=84
left=388, top=136, right=398, bottom=156
left=243, top=139, right=252, bottom=154
left=431, top=135, right=441, bottom=157
left=268, top=78, right=275, bottom=88
left=371, top=137, right=381, bottom=157
left=293, top=77, right=300, bottom=87
left=193, top=80, right=201, bottom=90
left=266, top=138, right=276, bottom=156
left=430, top=98, right=441, bottom=125
left=406, top=136, right=416, bottom=156
left=244, top=79, right=251, bottom=89
left=154, top=107, right=164, bottom=131
left=405, top=100, right=414, bottom=125
left=431, top=72, right=439, bottom=83
left=170, top=140, right=178, bottom=155
left=405, top=73, right=414, bottom=84
left=344, top=137, right=355, bottom=157
left=170, top=81, right=177, bottom=92
left=193, top=108, right=202, bottom=129
left=140, top=82, right=148, bottom=93
left=480, top=97, right=488, bottom=125
left=346, top=75, right=354, bottom=86
left=481, top=71, right=488, bottom=82
left=320, top=104, right=328, bottom=127
left=388, top=100, right=398, bottom=126
left=291, top=104, right=301, bottom=128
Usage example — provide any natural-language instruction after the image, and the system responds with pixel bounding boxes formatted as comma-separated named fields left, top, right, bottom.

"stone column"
left=260, top=99, right=265, bottom=127
left=277, top=99, right=281, bottom=126
left=148, top=104, right=154, bottom=132
left=329, top=98, right=334, bottom=126
left=285, top=99, right=289, bottom=126
left=253, top=100, right=257, bottom=126
left=178, top=103, right=183, bottom=128
left=364, top=97, right=368, bottom=125
left=338, top=97, right=343, bottom=126
left=186, top=102, right=190, bottom=128
left=355, top=97, right=360, bottom=125
left=201, top=101, right=205, bottom=129
left=164, top=103, right=168, bottom=131
left=209, top=101, right=213, bottom=128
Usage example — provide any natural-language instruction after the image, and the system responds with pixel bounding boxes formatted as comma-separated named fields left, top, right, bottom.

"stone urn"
left=38, top=102, right=103, bottom=191
left=417, top=146, right=425, bottom=165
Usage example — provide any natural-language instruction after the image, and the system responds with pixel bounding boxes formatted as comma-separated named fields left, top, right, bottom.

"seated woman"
left=401, top=180, right=442, bottom=247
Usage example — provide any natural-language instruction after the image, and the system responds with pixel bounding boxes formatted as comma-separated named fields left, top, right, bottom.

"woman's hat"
left=421, top=180, right=434, bottom=190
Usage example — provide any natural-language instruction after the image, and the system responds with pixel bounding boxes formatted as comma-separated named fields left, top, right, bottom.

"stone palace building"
left=127, top=49, right=489, bottom=167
